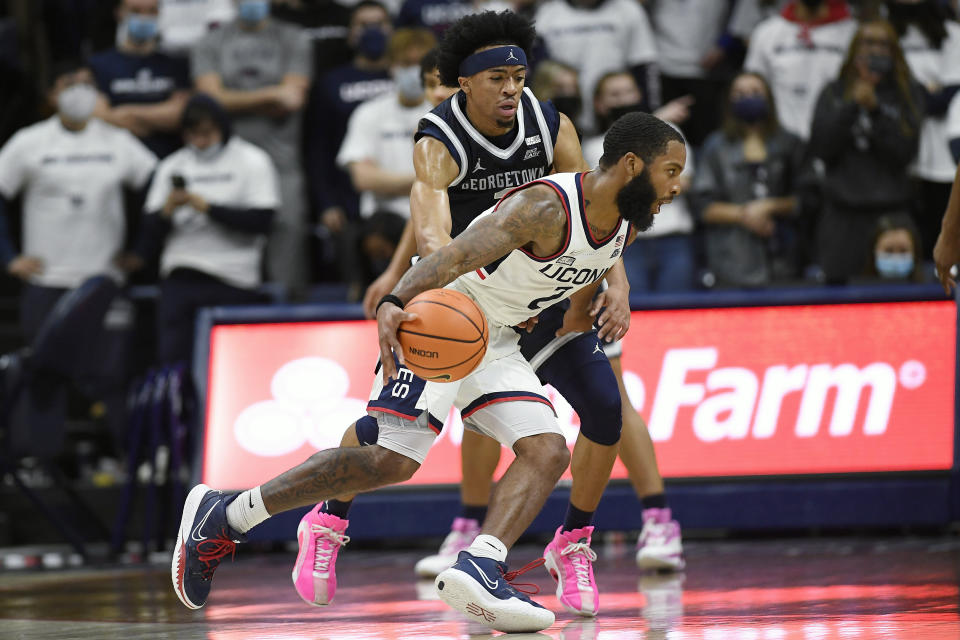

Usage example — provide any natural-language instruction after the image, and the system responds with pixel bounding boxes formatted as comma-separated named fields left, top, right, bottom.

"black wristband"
left=375, top=294, right=404, bottom=314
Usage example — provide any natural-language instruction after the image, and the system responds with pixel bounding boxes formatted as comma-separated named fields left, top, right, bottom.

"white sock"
left=466, top=534, right=508, bottom=562
left=226, top=486, right=270, bottom=534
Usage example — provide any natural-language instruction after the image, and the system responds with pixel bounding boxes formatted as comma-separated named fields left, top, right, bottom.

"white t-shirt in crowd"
left=744, top=13, right=856, bottom=140
left=158, top=0, right=236, bottom=54
left=336, top=92, right=431, bottom=219
left=581, top=126, right=694, bottom=238
left=0, top=117, right=157, bottom=288
left=145, top=136, right=280, bottom=289
left=651, top=0, right=730, bottom=79
left=535, top=0, right=657, bottom=133
left=899, top=21, right=960, bottom=183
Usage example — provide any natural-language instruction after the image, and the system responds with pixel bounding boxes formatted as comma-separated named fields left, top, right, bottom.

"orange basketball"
left=397, top=288, right=489, bottom=382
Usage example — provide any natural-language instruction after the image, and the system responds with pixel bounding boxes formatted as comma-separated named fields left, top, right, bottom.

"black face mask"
left=356, top=27, right=388, bottom=59
left=599, top=102, right=643, bottom=132
left=551, top=95, right=582, bottom=122
left=616, top=166, right=658, bottom=231
left=866, top=53, right=893, bottom=76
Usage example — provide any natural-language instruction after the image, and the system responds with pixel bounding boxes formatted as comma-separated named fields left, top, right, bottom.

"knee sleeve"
left=355, top=414, right=379, bottom=446
left=550, top=360, right=623, bottom=446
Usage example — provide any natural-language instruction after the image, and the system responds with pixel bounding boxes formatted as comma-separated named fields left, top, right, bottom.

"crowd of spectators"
left=0, top=0, right=959, bottom=476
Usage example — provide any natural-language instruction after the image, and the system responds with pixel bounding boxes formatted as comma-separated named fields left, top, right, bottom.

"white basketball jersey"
left=454, top=172, right=631, bottom=327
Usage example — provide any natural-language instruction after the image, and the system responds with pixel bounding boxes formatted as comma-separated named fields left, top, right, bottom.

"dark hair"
left=599, top=111, right=683, bottom=169
left=350, top=0, right=389, bottom=22
left=48, top=59, right=87, bottom=87
left=436, top=11, right=536, bottom=87
left=866, top=213, right=924, bottom=281
left=420, top=47, right=440, bottom=80
left=721, top=71, right=781, bottom=141
left=181, top=93, right=232, bottom=142
left=363, top=210, right=406, bottom=245
left=838, top=19, right=920, bottom=136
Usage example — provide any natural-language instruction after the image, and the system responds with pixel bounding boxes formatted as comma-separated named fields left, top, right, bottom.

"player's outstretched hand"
left=376, top=302, right=418, bottom=383
left=591, top=285, right=630, bottom=342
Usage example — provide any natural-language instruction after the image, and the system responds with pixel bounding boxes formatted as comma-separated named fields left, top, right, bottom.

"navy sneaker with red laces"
left=435, top=550, right=555, bottom=632
left=171, top=484, right=246, bottom=609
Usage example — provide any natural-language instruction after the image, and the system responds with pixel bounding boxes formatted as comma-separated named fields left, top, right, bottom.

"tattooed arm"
left=376, top=184, right=567, bottom=381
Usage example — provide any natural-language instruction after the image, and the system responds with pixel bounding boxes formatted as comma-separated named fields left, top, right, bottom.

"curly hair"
left=436, top=11, right=536, bottom=87
left=599, top=112, right=683, bottom=169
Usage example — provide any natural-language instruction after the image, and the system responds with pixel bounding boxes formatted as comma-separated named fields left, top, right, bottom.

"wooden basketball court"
left=2, top=535, right=958, bottom=639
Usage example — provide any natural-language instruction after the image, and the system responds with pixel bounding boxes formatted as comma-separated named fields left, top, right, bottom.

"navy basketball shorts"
left=366, top=322, right=562, bottom=464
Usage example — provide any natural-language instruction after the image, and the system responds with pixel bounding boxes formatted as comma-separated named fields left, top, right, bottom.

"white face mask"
left=392, top=65, right=423, bottom=102
left=188, top=141, right=223, bottom=161
left=57, top=83, right=98, bottom=124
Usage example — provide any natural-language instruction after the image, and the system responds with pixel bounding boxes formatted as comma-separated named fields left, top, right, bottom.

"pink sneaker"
left=292, top=505, right=350, bottom=606
left=636, top=508, right=685, bottom=571
left=543, top=525, right=599, bottom=617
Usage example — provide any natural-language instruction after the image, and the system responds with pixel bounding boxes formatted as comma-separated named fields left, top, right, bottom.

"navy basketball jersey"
left=415, top=87, right=561, bottom=238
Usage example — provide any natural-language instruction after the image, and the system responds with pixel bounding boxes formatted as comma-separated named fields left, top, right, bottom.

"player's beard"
left=495, top=114, right=516, bottom=129
left=616, top=166, right=657, bottom=232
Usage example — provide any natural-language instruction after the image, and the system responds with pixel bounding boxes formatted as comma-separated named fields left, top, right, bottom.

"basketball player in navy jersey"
left=313, top=10, right=679, bottom=616
left=172, top=112, right=685, bottom=633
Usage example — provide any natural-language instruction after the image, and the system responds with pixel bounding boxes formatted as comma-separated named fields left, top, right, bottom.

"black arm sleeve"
left=133, top=213, right=172, bottom=264
left=206, top=205, right=275, bottom=234
left=923, top=84, right=960, bottom=117
left=0, top=195, right=17, bottom=268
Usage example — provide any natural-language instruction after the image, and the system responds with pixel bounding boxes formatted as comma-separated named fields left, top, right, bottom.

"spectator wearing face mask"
left=305, top=1, right=395, bottom=283
left=192, top=0, right=312, bottom=296
left=88, top=0, right=191, bottom=159
left=0, top=61, right=157, bottom=342
left=809, top=18, right=925, bottom=284
left=744, top=0, right=857, bottom=140
left=334, top=29, right=436, bottom=298
left=133, top=94, right=278, bottom=366
left=885, top=0, right=960, bottom=259
left=582, top=70, right=697, bottom=292
left=692, top=71, right=806, bottom=287
left=860, top=213, right=928, bottom=282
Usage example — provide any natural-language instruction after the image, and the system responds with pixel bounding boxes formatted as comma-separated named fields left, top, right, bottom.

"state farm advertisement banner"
left=201, top=301, right=956, bottom=489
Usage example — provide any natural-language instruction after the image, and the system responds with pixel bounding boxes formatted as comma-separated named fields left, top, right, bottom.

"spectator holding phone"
left=133, top=94, right=279, bottom=366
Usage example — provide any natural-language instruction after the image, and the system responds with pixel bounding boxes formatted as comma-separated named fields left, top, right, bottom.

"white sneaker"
left=636, top=507, right=685, bottom=571
left=414, top=517, right=480, bottom=578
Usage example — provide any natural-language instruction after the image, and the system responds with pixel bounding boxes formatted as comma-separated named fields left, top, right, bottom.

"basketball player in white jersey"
left=172, top=112, right=685, bottom=632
